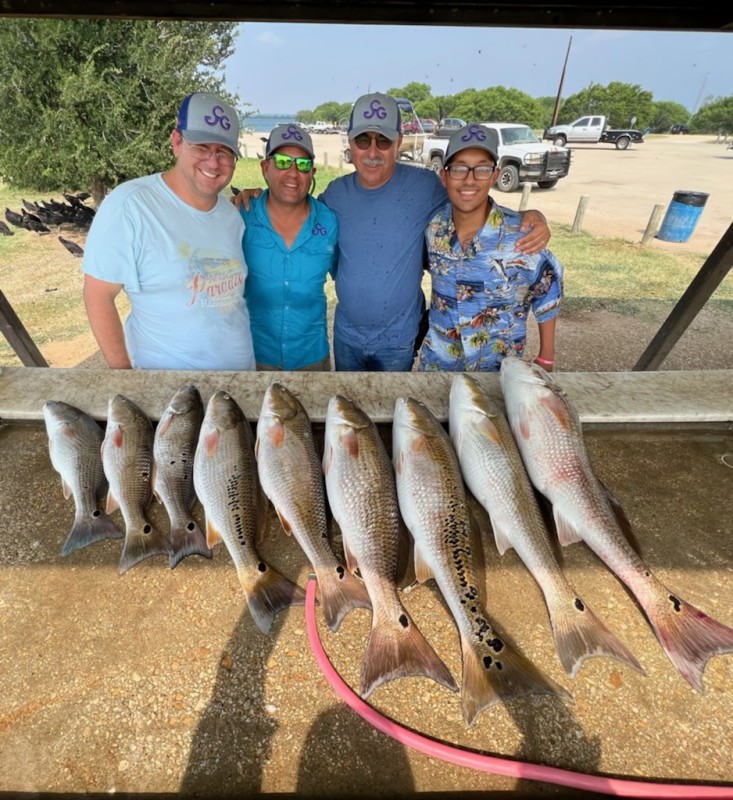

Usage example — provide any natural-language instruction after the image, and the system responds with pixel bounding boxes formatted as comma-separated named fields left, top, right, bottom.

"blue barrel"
left=656, top=190, right=709, bottom=242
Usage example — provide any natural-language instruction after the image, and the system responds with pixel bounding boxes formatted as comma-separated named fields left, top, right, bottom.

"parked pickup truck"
left=543, top=115, right=644, bottom=150
left=424, top=122, right=572, bottom=192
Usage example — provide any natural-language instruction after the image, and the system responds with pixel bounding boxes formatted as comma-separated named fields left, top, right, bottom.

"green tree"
left=451, top=87, right=546, bottom=129
left=649, top=100, right=691, bottom=133
left=312, top=101, right=351, bottom=125
left=387, top=81, right=432, bottom=104
left=0, top=19, right=239, bottom=206
left=693, top=96, right=733, bottom=135
left=556, top=82, right=655, bottom=130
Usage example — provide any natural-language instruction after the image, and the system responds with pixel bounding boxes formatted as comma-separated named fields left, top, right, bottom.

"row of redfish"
left=42, top=358, right=733, bottom=727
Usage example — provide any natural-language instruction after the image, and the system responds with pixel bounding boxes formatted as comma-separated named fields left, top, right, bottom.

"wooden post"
left=572, top=196, right=589, bottom=233
left=0, top=290, right=49, bottom=367
left=242, top=143, right=248, bottom=159
left=338, top=154, right=344, bottom=174
left=519, top=182, right=532, bottom=211
left=641, top=204, right=666, bottom=247
left=323, top=152, right=329, bottom=169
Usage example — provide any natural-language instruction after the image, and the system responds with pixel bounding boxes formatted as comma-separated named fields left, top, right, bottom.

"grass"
left=1, top=161, right=731, bottom=366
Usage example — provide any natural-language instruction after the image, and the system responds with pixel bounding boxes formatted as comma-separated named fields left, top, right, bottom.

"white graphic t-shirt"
left=83, top=173, right=255, bottom=370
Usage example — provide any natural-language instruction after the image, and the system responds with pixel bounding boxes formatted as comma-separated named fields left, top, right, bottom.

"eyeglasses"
left=445, top=164, right=496, bottom=180
left=268, top=153, right=314, bottom=172
left=353, top=133, right=394, bottom=151
left=181, top=136, right=237, bottom=167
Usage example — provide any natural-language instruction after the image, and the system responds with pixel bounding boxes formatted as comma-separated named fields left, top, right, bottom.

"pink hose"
left=305, top=577, right=733, bottom=798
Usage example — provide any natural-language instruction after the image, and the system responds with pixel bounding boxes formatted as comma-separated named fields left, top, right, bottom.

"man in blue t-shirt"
left=320, top=92, right=551, bottom=372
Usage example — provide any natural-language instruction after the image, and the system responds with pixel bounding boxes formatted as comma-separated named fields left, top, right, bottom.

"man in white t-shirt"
left=82, top=91, right=255, bottom=370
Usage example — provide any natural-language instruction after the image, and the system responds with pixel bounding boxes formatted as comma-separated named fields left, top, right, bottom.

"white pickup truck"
left=423, top=122, right=572, bottom=192
left=543, top=115, right=645, bottom=150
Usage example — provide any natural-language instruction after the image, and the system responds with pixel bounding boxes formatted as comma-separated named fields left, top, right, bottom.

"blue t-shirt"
left=418, top=200, right=564, bottom=372
left=240, top=192, right=338, bottom=370
left=82, top=173, right=255, bottom=370
left=320, top=164, right=447, bottom=348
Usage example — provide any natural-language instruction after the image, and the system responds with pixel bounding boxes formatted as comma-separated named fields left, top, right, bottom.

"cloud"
left=257, top=31, right=283, bottom=46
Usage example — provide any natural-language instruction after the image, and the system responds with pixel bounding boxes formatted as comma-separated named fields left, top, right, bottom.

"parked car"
left=420, top=118, right=437, bottom=134
left=435, top=117, right=468, bottom=138
left=669, top=123, right=690, bottom=134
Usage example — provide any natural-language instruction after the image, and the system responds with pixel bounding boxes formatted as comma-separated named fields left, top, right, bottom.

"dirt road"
left=241, top=131, right=732, bottom=256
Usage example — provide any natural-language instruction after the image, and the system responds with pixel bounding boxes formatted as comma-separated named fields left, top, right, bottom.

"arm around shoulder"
left=516, top=209, right=550, bottom=254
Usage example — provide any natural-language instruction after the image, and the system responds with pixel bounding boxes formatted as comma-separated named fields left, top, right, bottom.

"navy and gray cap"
left=348, top=93, right=402, bottom=141
left=265, top=124, right=315, bottom=159
left=176, top=91, right=241, bottom=156
left=445, top=124, right=499, bottom=164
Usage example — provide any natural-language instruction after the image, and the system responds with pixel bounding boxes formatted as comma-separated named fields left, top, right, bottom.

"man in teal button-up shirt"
left=240, top=124, right=339, bottom=370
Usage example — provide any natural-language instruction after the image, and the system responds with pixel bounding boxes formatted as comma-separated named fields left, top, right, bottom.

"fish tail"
left=168, top=519, right=213, bottom=568
left=237, top=564, right=306, bottom=634
left=460, top=634, right=571, bottom=727
left=360, top=610, right=458, bottom=699
left=61, top=511, right=124, bottom=557
left=315, top=565, right=372, bottom=632
left=118, top=524, right=173, bottom=575
left=645, top=593, right=733, bottom=692
left=548, top=597, right=645, bottom=678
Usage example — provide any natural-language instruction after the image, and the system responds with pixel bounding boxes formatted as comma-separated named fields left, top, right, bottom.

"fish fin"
left=360, top=609, right=458, bottom=698
left=343, top=537, right=359, bottom=575
left=61, top=510, right=124, bottom=557
left=553, top=507, right=584, bottom=546
left=602, top=480, right=643, bottom=555
left=60, top=477, right=73, bottom=501
left=168, top=519, right=212, bottom=568
left=341, top=426, right=359, bottom=458
left=274, top=509, right=294, bottom=536
left=105, top=490, right=120, bottom=515
left=413, top=542, right=435, bottom=584
left=322, top=443, right=332, bottom=477
left=202, top=428, right=220, bottom=457
left=476, top=414, right=502, bottom=445
left=155, top=412, right=173, bottom=437
left=315, top=563, right=372, bottom=632
left=515, top=401, right=533, bottom=441
left=118, top=523, right=173, bottom=575
left=548, top=593, right=644, bottom=678
left=206, top=519, right=223, bottom=548
left=236, top=562, right=306, bottom=634
left=490, top=520, right=515, bottom=556
left=111, top=427, right=124, bottom=448
left=540, top=393, right=573, bottom=430
left=395, top=519, right=416, bottom=589
left=266, top=419, right=286, bottom=449
left=643, top=589, right=733, bottom=693
left=460, top=633, right=571, bottom=727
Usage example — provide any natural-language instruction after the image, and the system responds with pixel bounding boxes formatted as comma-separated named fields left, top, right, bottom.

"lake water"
left=245, top=114, right=297, bottom=132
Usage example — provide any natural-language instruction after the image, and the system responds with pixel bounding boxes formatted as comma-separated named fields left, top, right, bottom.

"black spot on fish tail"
left=669, top=594, right=682, bottom=613
left=257, top=562, right=267, bottom=572
left=118, top=525, right=173, bottom=575
left=169, top=518, right=212, bottom=568
left=574, top=597, right=586, bottom=611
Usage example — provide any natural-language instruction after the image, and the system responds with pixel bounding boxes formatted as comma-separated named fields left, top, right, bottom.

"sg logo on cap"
left=282, top=124, right=304, bottom=142
left=204, top=105, right=231, bottom=131
left=364, top=99, right=388, bottom=120
left=461, top=124, right=487, bottom=143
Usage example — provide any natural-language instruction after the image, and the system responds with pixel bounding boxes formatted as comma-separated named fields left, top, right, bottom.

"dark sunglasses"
left=353, top=133, right=394, bottom=151
left=268, top=153, right=314, bottom=172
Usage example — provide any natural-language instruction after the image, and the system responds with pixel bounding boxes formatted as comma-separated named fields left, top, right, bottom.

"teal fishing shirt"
left=241, top=192, right=338, bottom=370
left=417, top=201, right=564, bottom=372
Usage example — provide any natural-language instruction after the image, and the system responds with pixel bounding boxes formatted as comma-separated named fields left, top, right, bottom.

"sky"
left=224, top=23, right=732, bottom=116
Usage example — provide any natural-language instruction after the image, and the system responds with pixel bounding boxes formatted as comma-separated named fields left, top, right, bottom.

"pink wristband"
left=535, top=356, right=555, bottom=366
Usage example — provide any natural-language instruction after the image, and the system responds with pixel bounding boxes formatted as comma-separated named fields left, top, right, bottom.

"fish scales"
left=102, top=394, right=172, bottom=574
left=153, top=384, right=211, bottom=567
left=323, top=394, right=457, bottom=699
left=500, top=356, right=733, bottom=691
left=393, top=395, right=570, bottom=727
left=194, top=390, right=304, bottom=634
left=448, top=374, right=643, bottom=678
left=43, top=399, right=123, bottom=556
left=255, top=383, right=371, bottom=632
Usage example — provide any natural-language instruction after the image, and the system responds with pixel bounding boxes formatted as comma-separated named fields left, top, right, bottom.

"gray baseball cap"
left=176, top=92, right=241, bottom=156
left=348, top=93, right=402, bottom=141
left=265, top=124, right=315, bottom=159
left=445, top=124, right=499, bottom=164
